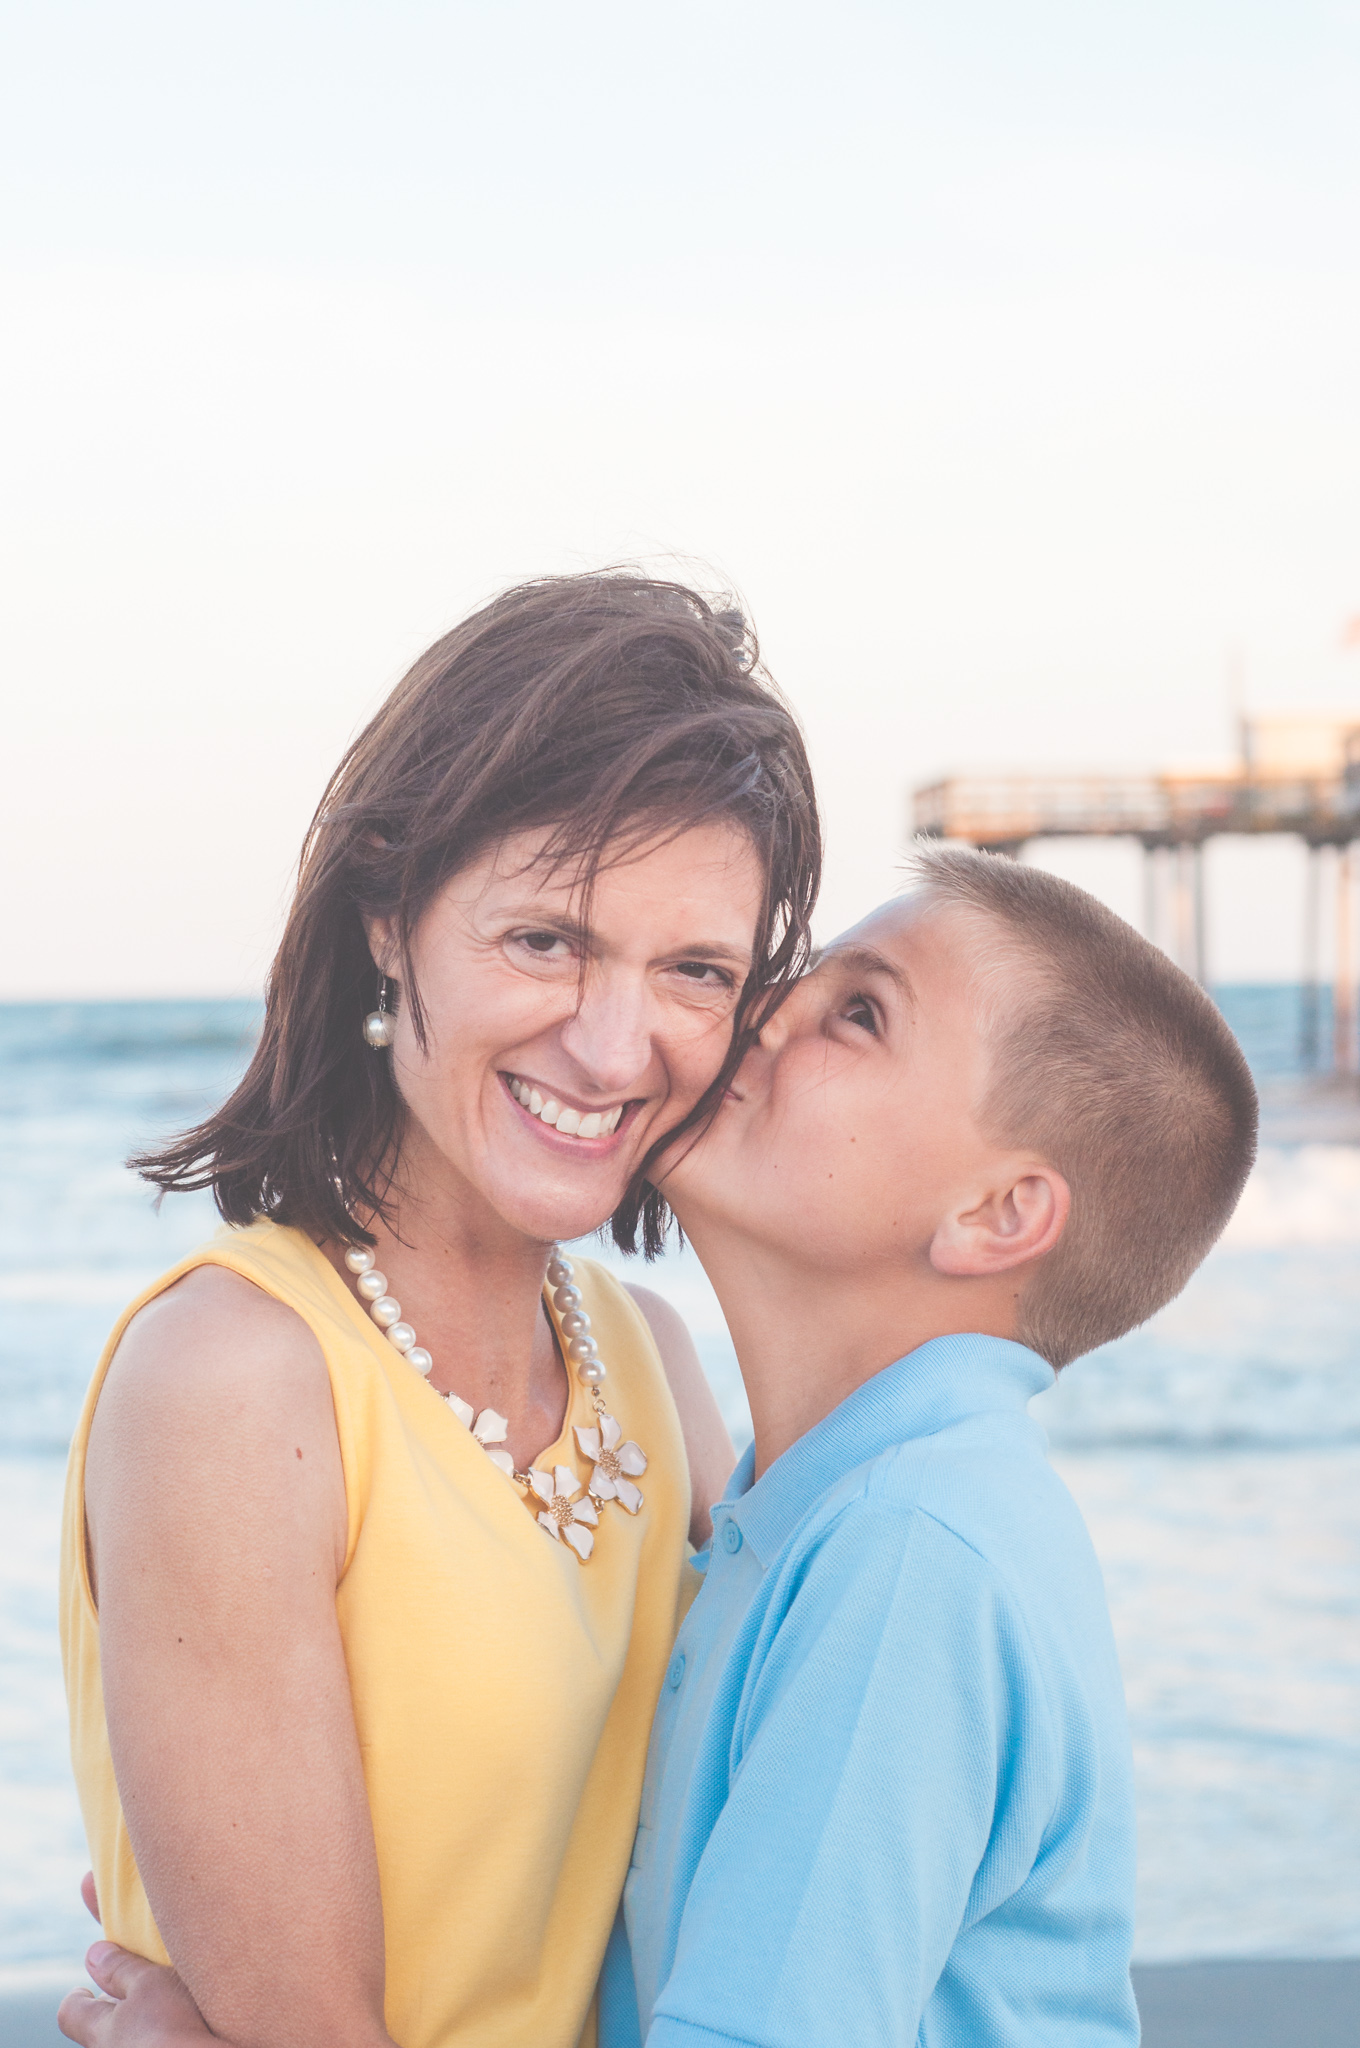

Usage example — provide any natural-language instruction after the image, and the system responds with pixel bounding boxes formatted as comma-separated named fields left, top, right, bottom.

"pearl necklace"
left=340, top=1240, right=647, bottom=1563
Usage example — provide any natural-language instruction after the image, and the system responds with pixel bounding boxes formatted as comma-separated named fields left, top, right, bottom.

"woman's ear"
left=928, top=1165, right=1070, bottom=1278
left=362, top=914, right=398, bottom=976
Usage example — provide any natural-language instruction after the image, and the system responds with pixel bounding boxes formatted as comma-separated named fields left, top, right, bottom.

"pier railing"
left=912, top=770, right=1360, bottom=852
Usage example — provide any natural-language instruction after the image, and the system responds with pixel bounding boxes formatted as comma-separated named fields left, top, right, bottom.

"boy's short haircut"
left=910, top=841, right=1258, bottom=1369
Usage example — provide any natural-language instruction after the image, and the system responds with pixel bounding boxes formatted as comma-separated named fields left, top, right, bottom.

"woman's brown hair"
left=134, top=571, right=821, bottom=1255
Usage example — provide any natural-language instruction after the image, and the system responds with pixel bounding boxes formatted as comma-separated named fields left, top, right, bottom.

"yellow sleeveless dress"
left=60, top=1220, right=691, bottom=2048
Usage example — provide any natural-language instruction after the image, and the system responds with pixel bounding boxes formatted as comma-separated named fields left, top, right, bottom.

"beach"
left=1, top=994, right=1357, bottom=2027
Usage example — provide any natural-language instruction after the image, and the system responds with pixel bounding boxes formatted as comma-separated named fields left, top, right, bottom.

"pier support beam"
left=1142, top=841, right=1159, bottom=949
left=1192, top=842, right=1207, bottom=987
left=1174, top=846, right=1195, bottom=978
left=1146, top=841, right=1207, bottom=985
left=1337, top=842, right=1357, bottom=1078
left=1302, top=844, right=1322, bottom=1070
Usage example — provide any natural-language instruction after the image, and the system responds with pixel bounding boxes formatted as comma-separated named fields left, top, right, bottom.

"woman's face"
left=368, top=820, right=766, bottom=1245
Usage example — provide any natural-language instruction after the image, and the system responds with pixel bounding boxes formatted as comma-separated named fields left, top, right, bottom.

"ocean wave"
left=0, top=1000, right=260, bottom=1067
left=0, top=1269, right=160, bottom=1305
left=1220, top=1144, right=1360, bottom=1248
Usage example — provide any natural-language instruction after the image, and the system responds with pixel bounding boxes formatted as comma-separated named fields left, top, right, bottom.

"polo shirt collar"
left=718, top=1333, right=1053, bottom=1568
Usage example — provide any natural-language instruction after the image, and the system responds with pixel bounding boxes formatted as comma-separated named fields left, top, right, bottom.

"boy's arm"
left=646, top=1506, right=1051, bottom=2048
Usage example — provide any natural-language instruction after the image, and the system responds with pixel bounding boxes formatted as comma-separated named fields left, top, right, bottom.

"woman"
left=59, top=573, right=820, bottom=2048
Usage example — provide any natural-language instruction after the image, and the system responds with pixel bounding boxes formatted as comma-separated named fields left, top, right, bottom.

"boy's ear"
left=928, top=1164, right=1070, bottom=1278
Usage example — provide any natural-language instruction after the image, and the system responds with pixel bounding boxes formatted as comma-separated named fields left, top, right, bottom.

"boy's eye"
left=844, top=992, right=878, bottom=1035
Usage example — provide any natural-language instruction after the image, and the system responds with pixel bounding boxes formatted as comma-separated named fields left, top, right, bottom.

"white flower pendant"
left=529, top=1464, right=600, bottom=1561
left=575, top=1411, right=648, bottom=1515
left=447, top=1397, right=517, bottom=1477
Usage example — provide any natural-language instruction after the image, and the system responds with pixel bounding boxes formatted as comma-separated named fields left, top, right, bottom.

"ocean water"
left=0, top=993, right=1357, bottom=1979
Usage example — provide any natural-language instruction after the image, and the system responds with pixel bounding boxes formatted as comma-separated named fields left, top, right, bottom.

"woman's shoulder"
left=118, top=1256, right=313, bottom=1361
left=117, top=1219, right=346, bottom=1344
left=95, top=1221, right=350, bottom=1435
left=569, top=1257, right=666, bottom=1366
left=571, top=1259, right=735, bottom=1545
left=107, top=1234, right=331, bottom=1422
left=617, top=1278, right=691, bottom=1356
left=566, top=1256, right=704, bottom=1398
left=80, top=1233, right=349, bottom=1612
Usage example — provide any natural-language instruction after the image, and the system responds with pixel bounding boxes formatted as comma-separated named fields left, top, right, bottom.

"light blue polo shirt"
left=600, top=1333, right=1139, bottom=2048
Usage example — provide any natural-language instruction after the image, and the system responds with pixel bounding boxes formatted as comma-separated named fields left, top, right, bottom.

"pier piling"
left=1337, top=845, right=1357, bottom=1076
left=1302, top=844, right=1322, bottom=1069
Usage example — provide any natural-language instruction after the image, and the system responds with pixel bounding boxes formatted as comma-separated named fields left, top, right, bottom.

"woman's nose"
left=557, top=978, right=654, bottom=1093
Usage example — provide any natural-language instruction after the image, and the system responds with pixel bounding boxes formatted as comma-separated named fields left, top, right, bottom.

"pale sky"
left=5, top=0, right=1360, bottom=996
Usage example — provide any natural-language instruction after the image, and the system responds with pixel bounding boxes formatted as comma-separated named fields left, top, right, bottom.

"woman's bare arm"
left=81, top=1267, right=393, bottom=2048
left=624, top=1284, right=735, bottom=1548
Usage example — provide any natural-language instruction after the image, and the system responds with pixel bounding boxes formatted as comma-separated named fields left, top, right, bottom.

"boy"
left=603, top=844, right=1257, bottom=2046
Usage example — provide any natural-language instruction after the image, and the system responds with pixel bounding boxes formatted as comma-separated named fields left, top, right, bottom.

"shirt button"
left=666, top=1653, right=686, bottom=1690
left=722, top=1521, right=743, bottom=1554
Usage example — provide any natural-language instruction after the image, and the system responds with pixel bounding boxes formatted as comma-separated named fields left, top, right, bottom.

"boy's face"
left=660, top=891, right=1006, bottom=1269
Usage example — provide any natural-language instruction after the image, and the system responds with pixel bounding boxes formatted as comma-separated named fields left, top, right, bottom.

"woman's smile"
left=501, top=1071, right=631, bottom=1143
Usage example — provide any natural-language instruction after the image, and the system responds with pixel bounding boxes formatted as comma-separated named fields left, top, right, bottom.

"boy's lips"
left=501, top=1071, right=631, bottom=1142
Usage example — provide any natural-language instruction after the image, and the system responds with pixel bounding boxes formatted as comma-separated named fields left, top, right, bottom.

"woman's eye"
left=515, top=930, right=573, bottom=960
left=672, top=961, right=735, bottom=990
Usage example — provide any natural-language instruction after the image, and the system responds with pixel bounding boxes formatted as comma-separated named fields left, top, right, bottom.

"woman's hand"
left=59, top=1945, right=212, bottom=2048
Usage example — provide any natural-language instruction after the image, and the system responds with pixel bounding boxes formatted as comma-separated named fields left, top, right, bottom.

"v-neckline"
left=307, top=1228, right=579, bottom=1475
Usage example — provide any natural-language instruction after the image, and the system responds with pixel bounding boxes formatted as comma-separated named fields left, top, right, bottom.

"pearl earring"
left=363, top=975, right=396, bottom=1049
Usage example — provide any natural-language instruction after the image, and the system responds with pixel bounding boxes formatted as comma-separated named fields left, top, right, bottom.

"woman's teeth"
left=507, top=1076, right=623, bottom=1138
